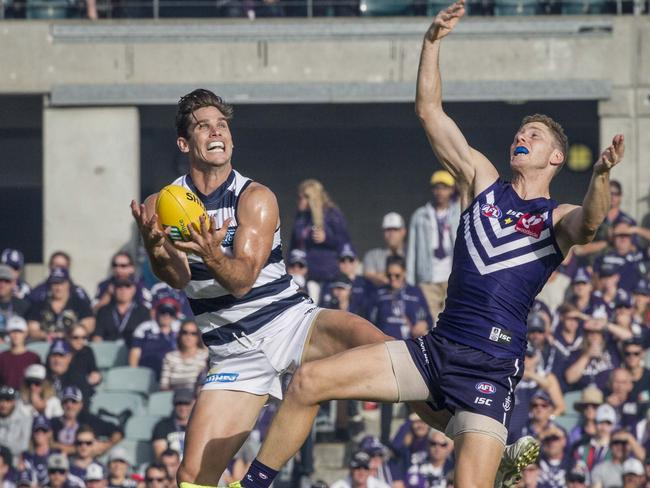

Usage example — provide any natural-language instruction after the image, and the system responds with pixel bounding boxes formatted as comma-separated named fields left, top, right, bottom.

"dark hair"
left=75, top=425, right=95, bottom=440
left=176, top=319, right=203, bottom=350
left=160, top=449, right=180, bottom=460
left=610, top=180, right=622, bottom=194
left=176, top=89, right=234, bottom=139
left=111, top=251, right=133, bottom=266
left=49, top=251, right=71, bottom=268
left=145, top=462, right=169, bottom=480
left=520, top=114, right=569, bottom=166
left=385, top=255, right=406, bottom=271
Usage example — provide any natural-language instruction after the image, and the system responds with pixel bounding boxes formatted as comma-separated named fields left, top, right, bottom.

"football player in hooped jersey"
left=234, top=2, right=626, bottom=488
left=130, top=89, right=406, bottom=488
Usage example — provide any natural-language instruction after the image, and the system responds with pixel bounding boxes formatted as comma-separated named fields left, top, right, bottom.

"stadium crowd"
left=0, top=173, right=649, bottom=488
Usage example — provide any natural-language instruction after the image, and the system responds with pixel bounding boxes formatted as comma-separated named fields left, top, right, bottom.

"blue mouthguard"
left=514, top=146, right=529, bottom=155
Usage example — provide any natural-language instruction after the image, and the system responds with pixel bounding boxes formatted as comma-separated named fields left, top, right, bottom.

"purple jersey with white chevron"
left=435, top=179, right=563, bottom=359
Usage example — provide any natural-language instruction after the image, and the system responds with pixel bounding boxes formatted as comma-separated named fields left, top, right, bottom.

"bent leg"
left=257, top=342, right=404, bottom=470
left=177, top=389, right=268, bottom=486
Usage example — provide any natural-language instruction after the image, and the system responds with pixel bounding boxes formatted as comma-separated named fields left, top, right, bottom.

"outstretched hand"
left=593, top=134, right=625, bottom=175
left=172, top=216, right=232, bottom=261
left=425, top=0, right=466, bottom=42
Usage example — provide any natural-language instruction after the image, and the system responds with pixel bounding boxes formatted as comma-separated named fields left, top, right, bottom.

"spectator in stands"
left=69, top=426, right=104, bottom=479
left=594, top=263, right=624, bottom=317
left=105, top=447, right=136, bottom=488
left=26, top=268, right=94, bottom=341
left=0, top=264, right=29, bottom=336
left=568, top=386, right=604, bottom=447
left=606, top=368, right=641, bottom=429
left=286, top=249, right=312, bottom=298
left=15, top=471, right=33, bottom=488
left=404, top=430, right=454, bottom=488
left=144, top=463, right=171, bottom=488
left=1, top=248, right=30, bottom=300
left=0, top=385, right=32, bottom=456
left=595, top=222, right=644, bottom=293
left=518, top=390, right=560, bottom=441
left=19, top=364, right=63, bottom=419
left=290, top=179, right=351, bottom=286
left=151, top=388, right=193, bottom=459
left=320, top=274, right=353, bottom=312
left=44, top=453, right=84, bottom=488
left=0, top=316, right=40, bottom=389
left=30, top=252, right=90, bottom=304
left=406, top=170, right=460, bottom=321
left=621, top=338, right=650, bottom=406
left=631, top=280, right=650, bottom=333
left=94, top=252, right=150, bottom=312
left=358, top=436, right=394, bottom=486
left=159, top=320, right=207, bottom=392
left=622, top=458, right=646, bottom=488
left=129, top=296, right=180, bottom=380
left=591, top=429, right=645, bottom=488
left=93, top=274, right=151, bottom=348
left=565, top=326, right=619, bottom=391
left=0, top=446, right=14, bottom=488
left=85, top=463, right=107, bottom=488
left=550, top=304, right=584, bottom=391
left=575, top=180, right=636, bottom=262
left=364, top=212, right=406, bottom=289
left=159, top=449, right=180, bottom=482
left=574, top=404, right=617, bottom=472
left=320, top=245, right=370, bottom=318
left=330, top=451, right=389, bottom=488
left=393, top=414, right=432, bottom=478
left=21, top=415, right=55, bottom=486
left=519, top=462, right=540, bottom=488
left=46, top=339, right=93, bottom=402
left=66, top=324, right=101, bottom=388
left=537, top=266, right=572, bottom=317
left=50, top=386, right=122, bottom=456
left=565, top=466, right=588, bottom=488
left=569, top=268, right=609, bottom=319
left=537, top=425, right=571, bottom=488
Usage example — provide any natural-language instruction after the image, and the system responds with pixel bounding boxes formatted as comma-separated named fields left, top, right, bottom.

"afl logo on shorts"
left=480, top=204, right=502, bottom=219
left=475, top=382, right=497, bottom=395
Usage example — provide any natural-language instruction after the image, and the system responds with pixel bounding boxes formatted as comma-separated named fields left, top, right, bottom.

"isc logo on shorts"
left=204, top=372, right=239, bottom=384
left=475, top=382, right=496, bottom=395
left=489, top=327, right=512, bottom=344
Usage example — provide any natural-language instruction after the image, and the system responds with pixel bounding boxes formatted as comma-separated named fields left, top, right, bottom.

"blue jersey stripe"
left=201, top=293, right=306, bottom=346
left=188, top=274, right=293, bottom=315
left=265, top=245, right=284, bottom=266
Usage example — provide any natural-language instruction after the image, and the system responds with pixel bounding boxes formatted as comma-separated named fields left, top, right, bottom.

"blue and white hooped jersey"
left=435, top=179, right=563, bottom=359
left=171, top=170, right=304, bottom=348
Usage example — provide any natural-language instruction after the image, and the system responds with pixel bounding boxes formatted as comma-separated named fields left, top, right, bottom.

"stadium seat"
left=124, top=415, right=163, bottom=441
left=26, top=341, right=50, bottom=363
left=110, top=439, right=154, bottom=467
left=25, top=0, right=72, bottom=18
left=89, top=341, right=128, bottom=371
left=554, top=414, right=579, bottom=432
left=0, top=343, right=9, bottom=354
left=563, top=390, right=583, bottom=416
left=494, top=0, right=539, bottom=14
left=147, top=390, right=174, bottom=417
left=102, top=366, right=157, bottom=395
left=561, top=0, right=606, bottom=13
left=90, top=391, right=145, bottom=421
left=359, top=0, right=414, bottom=15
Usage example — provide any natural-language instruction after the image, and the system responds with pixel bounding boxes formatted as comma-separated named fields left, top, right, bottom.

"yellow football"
left=155, top=185, right=208, bottom=242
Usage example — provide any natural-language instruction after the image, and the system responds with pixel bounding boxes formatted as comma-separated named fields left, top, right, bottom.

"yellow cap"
left=430, top=170, right=455, bottom=187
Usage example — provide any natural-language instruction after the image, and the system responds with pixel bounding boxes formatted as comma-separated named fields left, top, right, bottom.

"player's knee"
left=176, top=460, right=196, bottom=485
left=287, top=363, right=321, bottom=404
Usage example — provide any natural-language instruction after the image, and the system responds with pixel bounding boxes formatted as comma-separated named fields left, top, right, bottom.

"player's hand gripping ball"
left=156, top=185, right=208, bottom=242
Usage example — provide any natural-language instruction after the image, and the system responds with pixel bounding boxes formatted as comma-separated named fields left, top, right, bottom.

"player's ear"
left=550, top=148, right=563, bottom=168
left=177, top=137, right=190, bottom=153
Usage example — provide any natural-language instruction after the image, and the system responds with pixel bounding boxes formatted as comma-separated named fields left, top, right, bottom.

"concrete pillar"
left=43, top=106, right=140, bottom=295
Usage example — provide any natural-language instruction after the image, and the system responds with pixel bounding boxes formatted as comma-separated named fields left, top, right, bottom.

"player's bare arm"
left=131, top=194, right=191, bottom=289
left=416, top=0, right=498, bottom=206
left=554, top=135, right=625, bottom=256
left=173, top=182, right=278, bottom=298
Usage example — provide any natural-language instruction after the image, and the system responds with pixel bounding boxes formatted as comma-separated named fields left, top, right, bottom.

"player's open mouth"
left=514, top=146, right=529, bottom=156
left=207, top=141, right=225, bottom=153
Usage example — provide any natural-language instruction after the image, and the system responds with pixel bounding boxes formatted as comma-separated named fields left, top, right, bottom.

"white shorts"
left=202, top=300, right=322, bottom=400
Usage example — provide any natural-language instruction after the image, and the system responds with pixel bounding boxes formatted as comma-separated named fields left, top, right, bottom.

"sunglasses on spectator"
left=26, top=379, right=42, bottom=386
left=0, top=278, right=11, bottom=283
left=112, top=262, right=131, bottom=268
left=581, top=403, right=599, bottom=409
left=75, top=439, right=94, bottom=446
left=624, top=350, right=642, bottom=357
left=610, top=191, right=621, bottom=196
left=543, top=435, right=561, bottom=443
left=146, top=478, right=167, bottom=483
left=611, top=439, right=628, bottom=445
left=181, top=330, right=199, bottom=336
left=70, top=335, right=88, bottom=340
left=430, top=441, right=448, bottom=447
left=387, top=273, right=403, bottom=279
left=115, top=283, right=134, bottom=288
left=531, top=402, right=550, bottom=409
left=48, top=469, right=66, bottom=475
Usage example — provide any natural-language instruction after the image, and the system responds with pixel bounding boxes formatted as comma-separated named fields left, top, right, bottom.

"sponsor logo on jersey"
left=515, top=213, right=544, bottom=238
left=204, top=372, right=239, bottom=384
left=503, top=394, right=512, bottom=412
left=480, top=203, right=502, bottom=219
left=489, top=327, right=512, bottom=344
left=475, top=382, right=497, bottom=395
left=474, top=397, right=493, bottom=406
left=220, top=226, right=237, bottom=247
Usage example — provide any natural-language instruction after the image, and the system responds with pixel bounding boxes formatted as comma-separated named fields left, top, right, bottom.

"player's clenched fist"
left=425, top=0, right=465, bottom=42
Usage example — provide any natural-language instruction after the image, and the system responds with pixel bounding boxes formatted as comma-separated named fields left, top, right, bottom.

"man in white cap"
left=0, top=316, right=40, bottom=389
left=406, top=170, right=460, bottom=321
left=85, top=463, right=107, bottom=488
left=362, top=212, right=406, bottom=288
left=574, top=404, right=617, bottom=472
left=622, top=458, right=646, bottom=488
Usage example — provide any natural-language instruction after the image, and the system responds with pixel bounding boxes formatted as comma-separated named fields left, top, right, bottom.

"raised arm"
left=173, top=183, right=278, bottom=298
left=554, top=135, right=625, bottom=256
left=131, top=194, right=191, bottom=289
left=415, top=0, right=498, bottom=206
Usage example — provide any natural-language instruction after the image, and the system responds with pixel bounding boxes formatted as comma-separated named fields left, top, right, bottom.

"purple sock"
left=241, top=459, right=279, bottom=488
